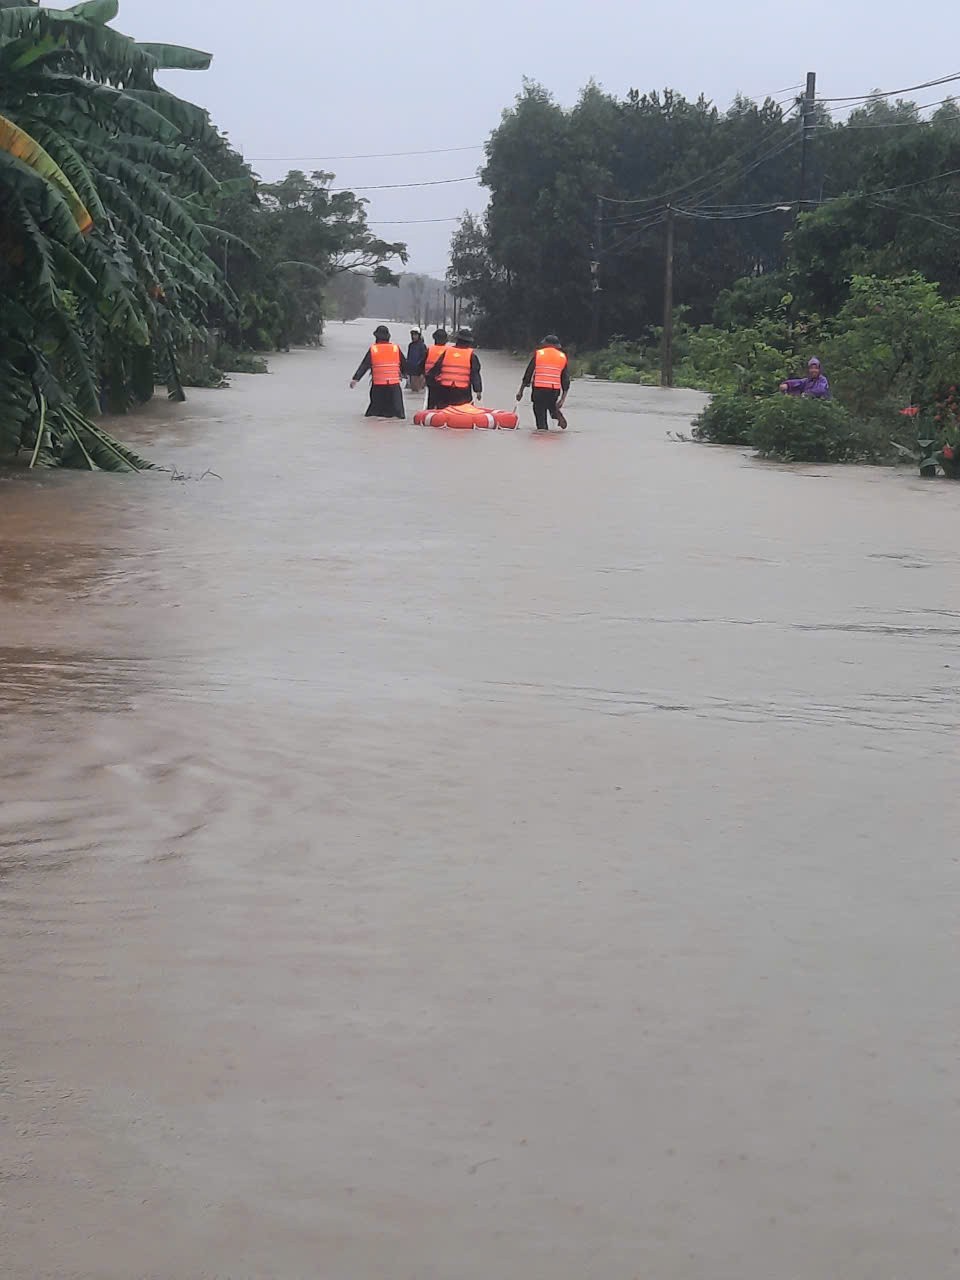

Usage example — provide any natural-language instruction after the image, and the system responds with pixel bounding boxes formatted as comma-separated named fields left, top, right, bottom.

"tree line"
left=447, top=79, right=960, bottom=350
left=0, top=0, right=406, bottom=467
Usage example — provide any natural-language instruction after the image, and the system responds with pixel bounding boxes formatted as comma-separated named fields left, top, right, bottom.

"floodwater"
left=1, top=323, right=958, bottom=1279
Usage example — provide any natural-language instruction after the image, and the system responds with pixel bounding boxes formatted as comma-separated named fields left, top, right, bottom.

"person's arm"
left=516, top=356, right=536, bottom=399
left=426, top=351, right=445, bottom=386
left=779, top=378, right=804, bottom=394
left=399, top=350, right=409, bottom=376
left=559, top=361, right=571, bottom=401
left=804, top=375, right=830, bottom=399
left=471, top=352, right=482, bottom=396
left=350, top=350, right=372, bottom=386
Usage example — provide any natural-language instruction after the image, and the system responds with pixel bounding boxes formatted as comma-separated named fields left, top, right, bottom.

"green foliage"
left=0, top=1, right=405, bottom=468
left=692, top=391, right=757, bottom=444
left=452, top=75, right=960, bottom=353
left=749, top=396, right=886, bottom=463
left=819, top=274, right=960, bottom=415
left=677, top=322, right=794, bottom=394
left=219, top=346, right=268, bottom=374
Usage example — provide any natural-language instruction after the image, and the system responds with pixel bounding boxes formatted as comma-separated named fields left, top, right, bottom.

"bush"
left=219, top=347, right=270, bottom=375
left=749, top=396, right=887, bottom=462
left=693, top=391, right=757, bottom=444
left=575, top=336, right=652, bottom=381
left=821, top=273, right=960, bottom=414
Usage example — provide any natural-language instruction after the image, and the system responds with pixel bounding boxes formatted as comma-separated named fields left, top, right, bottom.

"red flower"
left=950, top=386, right=957, bottom=394
left=899, top=405, right=920, bottom=416
left=935, top=414, right=943, bottom=422
left=943, top=444, right=955, bottom=460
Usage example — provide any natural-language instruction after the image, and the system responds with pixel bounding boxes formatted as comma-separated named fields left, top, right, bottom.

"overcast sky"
left=116, top=0, right=954, bottom=276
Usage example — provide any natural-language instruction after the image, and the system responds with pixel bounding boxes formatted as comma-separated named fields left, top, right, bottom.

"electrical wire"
left=817, top=71, right=960, bottom=104
left=245, top=144, right=483, bottom=162
left=327, top=175, right=478, bottom=192
left=673, top=203, right=793, bottom=220
left=601, top=125, right=800, bottom=229
left=368, top=216, right=461, bottom=225
left=598, top=103, right=799, bottom=210
left=868, top=198, right=960, bottom=235
left=812, top=97, right=958, bottom=128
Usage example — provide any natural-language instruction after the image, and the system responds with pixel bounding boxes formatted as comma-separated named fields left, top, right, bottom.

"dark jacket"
left=406, top=339, right=428, bottom=375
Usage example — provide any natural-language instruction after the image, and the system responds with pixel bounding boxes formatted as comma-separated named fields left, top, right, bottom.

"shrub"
left=822, top=273, right=960, bottom=415
left=749, top=396, right=887, bottom=462
left=692, top=391, right=757, bottom=444
left=219, top=348, right=270, bottom=375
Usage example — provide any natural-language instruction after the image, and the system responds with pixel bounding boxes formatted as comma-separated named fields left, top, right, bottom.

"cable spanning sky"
left=115, top=0, right=958, bottom=275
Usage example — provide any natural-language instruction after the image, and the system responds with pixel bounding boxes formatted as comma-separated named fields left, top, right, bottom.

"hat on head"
left=807, top=356, right=821, bottom=367
left=374, top=325, right=390, bottom=341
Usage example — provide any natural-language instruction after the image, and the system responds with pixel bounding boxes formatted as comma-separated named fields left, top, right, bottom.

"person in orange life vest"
left=517, top=335, right=570, bottom=430
left=424, top=328, right=451, bottom=408
left=350, top=324, right=408, bottom=418
left=425, top=326, right=482, bottom=409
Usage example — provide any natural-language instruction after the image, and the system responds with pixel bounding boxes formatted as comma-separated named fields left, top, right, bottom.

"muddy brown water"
left=2, top=322, right=958, bottom=1279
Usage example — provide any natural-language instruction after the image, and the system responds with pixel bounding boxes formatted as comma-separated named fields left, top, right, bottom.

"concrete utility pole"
left=798, top=70, right=817, bottom=211
left=588, top=195, right=603, bottom=349
left=660, top=205, right=675, bottom=388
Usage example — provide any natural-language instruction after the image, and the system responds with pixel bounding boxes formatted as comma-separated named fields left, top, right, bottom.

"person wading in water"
left=517, top=335, right=570, bottom=429
left=350, top=325, right=408, bottom=419
left=425, top=327, right=482, bottom=409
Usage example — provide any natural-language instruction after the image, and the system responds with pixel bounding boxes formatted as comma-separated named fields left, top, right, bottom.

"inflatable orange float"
left=412, top=403, right=517, bottom=430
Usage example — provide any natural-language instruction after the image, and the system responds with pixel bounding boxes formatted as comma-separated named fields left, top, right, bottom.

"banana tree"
left=0, top=0, right=234, bottom=467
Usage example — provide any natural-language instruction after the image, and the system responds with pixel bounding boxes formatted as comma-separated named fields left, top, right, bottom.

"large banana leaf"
left=26, top=120, right=107, bottom=220
left=68, top=0, right=120, bottom=23
left=137, top=42, right=211, bottom=71
left=0, top=7, right=158, bottom=88
left=0, top=111, right=93, bottom=231
left=32, top=75, right=181, bottom=143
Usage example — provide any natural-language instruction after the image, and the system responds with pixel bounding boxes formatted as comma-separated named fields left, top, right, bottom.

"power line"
left=673, top=203, right=793, bottom=220
left=813, top=98, right=958, bottom=129
left=368, top=216, right=461, bottom=225
left=246, top=144, right=484, bottom=162
left=868, top=198, right=960, bottom=235
left=818, top=71, right=960, bottom=103
left=328, top=175, right=478, bottom=192
left=602, top=126, right=800, bottom=228
left=598, top=102, right=800, bottom=209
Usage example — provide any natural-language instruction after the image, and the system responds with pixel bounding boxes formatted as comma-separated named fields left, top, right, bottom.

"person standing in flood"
left=406, top=329, right=427, bottom=394
left=517, top=335, right=570, bottom=430
left=779, top=357, right=831, bottom=399
left=425, top=327, right=482, bottom=408
left=424, top=329, right=450, bottom=409
left=350, top=325, right=408, bottom=419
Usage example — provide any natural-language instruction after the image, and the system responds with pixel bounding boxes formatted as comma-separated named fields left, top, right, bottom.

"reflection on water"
left=1, top=327, right=958, bottom=1279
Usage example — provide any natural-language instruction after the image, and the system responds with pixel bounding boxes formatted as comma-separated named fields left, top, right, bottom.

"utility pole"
left=660, top=205, right=675, bottom=388
left=798, top=70, right=816, bottom=211
left=588, top=195, right=603, bottom=349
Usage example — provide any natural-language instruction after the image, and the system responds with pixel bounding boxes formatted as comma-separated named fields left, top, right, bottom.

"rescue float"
left=413, top=403, right=519, bottom=431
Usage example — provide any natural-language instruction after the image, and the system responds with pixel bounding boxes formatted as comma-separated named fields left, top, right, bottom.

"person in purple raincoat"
left=780, top=356, right=831, bottom=399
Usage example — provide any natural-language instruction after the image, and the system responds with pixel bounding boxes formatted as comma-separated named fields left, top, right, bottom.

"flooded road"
left=2, top=322, right=958, bottom=1278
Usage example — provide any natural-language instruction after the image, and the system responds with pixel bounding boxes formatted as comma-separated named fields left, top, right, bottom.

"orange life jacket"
left=370, top=343, right=401, bottom=386
left=533, top=346, right=567, bottom=390
left=436, top=346, right=473, bottom=389
left=425, top=343, right=449, bottom=374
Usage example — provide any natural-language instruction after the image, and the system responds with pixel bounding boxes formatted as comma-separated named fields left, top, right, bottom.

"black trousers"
left=532, top=387, right=561, bottom=429
left=366, top=384, right=405, bottom=419
left=430, top=384, right=473, bottom=409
